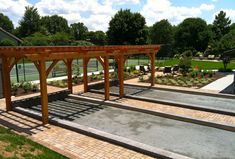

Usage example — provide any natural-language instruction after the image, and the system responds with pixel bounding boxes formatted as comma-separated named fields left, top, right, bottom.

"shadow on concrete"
left=28, top=98, right=106, bottom=121
left=220, top=83, right=235, bottom=94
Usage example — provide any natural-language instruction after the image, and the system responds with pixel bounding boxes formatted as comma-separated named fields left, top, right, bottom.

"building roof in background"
left=0, top=27, right=23, bottom=43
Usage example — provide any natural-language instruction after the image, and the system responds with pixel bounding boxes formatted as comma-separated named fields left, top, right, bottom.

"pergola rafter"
left=0, top=45, right=161, bottom=124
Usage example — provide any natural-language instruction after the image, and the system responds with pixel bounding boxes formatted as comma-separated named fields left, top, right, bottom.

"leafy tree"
left=230, top=23, right=235, bottom=31
left=175, top=18, right=211, bottom=53
left=18, top=6, right=41, bottom=37
left=107, top=9, right=147, bottom=45
left=22, top=32, right=50, bottom=46
left=149, top=19, right=173, bottom=44
left=50, top=32, right=70, bottom=46
left=86, top=31, right=107, bottom=45
left=71, top=40, right=94, bottom=46
left=70, top=22, right=88, bottom=40
left=212, top=11, right=231, bottom=40
left=41, top=15, right=69, bottom=34
left=179, top=50, right=192, bottom=75
left=218, top=29, right=235, bottom=51
left=0, top=13, right=14, bottom=32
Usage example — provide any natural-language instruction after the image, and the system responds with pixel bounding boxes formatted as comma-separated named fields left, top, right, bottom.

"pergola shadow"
left=0, top=109, right=50, bottom=135
left=27, top=98, right=106, bottom=121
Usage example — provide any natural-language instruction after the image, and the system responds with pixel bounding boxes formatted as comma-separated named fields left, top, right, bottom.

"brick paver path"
left=0, top=86, right=154, bottom=159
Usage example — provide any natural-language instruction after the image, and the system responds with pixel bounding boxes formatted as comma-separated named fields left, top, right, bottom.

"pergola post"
left=103, top=56, right=110, bottom=100
left=2, top=57, right=12, bottom=111
left=67, top=59, right=73, bottom=93
left=83, top=57, right=88, bottom=93
left=151, top=52, right=156, bottom=86
left=118, top=55, right=124, bottom=98
left=38, top=59, right=49, bottom=124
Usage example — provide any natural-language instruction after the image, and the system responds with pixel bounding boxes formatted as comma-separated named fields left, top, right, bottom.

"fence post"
left=23, top=59, right=26, bottom=81
left=15, top=63, right=19, bottom=83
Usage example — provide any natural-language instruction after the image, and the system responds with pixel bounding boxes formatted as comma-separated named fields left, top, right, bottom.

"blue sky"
left=1, top=0, right=235, bottom=31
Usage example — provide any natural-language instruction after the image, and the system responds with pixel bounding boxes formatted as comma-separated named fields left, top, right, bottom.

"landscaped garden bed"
left=139, top=69, right=222, bottom=88
left=0, top=126, right=67, bottom=159
left=11, top=82, right=39, bottom=96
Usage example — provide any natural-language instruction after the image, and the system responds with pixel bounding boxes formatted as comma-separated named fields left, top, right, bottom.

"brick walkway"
left=0, top=86, right=154, bottom=159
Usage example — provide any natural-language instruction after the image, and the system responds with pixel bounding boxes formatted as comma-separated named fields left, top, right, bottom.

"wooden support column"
left=83, top=57, right=89, bottom=93
left=150, top=53, right=156, bottom=86
left=38, top=59, right=49, bottom=124
left=67, top=59, right=73, bottom=93
left=118, top=55, right=124, bottom=98
left=2, top=58, right=12, bottom=111
left=103, top=56, right=110, bottom=100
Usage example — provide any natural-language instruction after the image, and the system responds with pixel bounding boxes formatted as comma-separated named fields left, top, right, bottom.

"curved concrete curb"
left=70, top=94, right=235, bottom=132
left=13, top=106, right=191, bottom=159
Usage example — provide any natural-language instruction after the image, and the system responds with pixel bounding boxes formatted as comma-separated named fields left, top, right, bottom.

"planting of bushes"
left=11, top=82, right=39, bottom=95
left=141, top=70, right=217, bottom=88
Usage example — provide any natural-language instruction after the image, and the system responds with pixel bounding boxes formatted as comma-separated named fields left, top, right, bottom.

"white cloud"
left=0, top=0, right=31, bottom=27
left=35, top=0, right=116, bottom=31
left=141, top=0, right=215, bottom=26
left=200, top=4, right=215, bottom=11
left=103, top=0, right=140, bottom=5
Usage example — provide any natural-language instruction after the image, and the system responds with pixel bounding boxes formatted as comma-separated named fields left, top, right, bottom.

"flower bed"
left=140, top=70, right=221, bottom=88
left=11, top=82, right=39, bottom=96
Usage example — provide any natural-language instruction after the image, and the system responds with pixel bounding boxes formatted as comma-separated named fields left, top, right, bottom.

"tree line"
left=0, top=6, right=235, bottom=57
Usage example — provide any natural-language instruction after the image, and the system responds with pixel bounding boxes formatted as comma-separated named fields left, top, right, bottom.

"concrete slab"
left=202, top=74, right=234, bottom=92
left=22, top=98, right=235, bottom=159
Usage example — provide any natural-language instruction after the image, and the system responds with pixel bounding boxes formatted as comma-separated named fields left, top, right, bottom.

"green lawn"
left=155, top=59, right=235, bottom=70
left=0, top=126, right=67, bottom=159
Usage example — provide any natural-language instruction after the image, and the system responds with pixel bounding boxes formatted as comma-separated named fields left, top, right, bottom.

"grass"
left=155, top=59, right=235, bottom=70
left=0, top=126, right=67, bottom=159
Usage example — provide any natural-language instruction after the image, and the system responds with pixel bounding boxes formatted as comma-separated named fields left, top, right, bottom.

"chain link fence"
left=10, top=55, right=161, bottom=82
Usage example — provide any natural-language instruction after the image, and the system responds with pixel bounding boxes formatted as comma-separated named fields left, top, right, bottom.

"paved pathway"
left=202, top=73, right=235, bottom=93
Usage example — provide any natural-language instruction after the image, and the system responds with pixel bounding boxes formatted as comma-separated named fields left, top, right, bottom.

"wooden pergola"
left=0, top=45, right=160, bottom=124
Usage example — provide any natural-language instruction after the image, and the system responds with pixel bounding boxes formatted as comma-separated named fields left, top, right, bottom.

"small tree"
left=222, top=56, right=230, bottom=70
left=179, top=50, right=192, bottom=75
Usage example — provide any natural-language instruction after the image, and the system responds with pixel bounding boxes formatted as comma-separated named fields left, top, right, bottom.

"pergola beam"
left=83, top=57, right=90, bottom=93
left=46, top=60, right=59, bottom=78
left=118, top=55, right=125, bottom=98
left=2, top=57, right=12, bottom=111
left=38, top=59, right=49, bottom=124
left=103, top=56, right=110, bottom=100
left=67, top=59, right=73, bottom=93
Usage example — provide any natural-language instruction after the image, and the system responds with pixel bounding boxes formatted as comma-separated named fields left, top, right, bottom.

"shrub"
left=218, top=68, right=232, bottom=72
left=22, top=82, right=32, bottom=93
left=179, top=50, right=192, bottom=75
left=11, top=83, right=20, bottom=95
left=31, top=83, right=38, bottom=92
left=139, top=75, right=144, bottom=82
